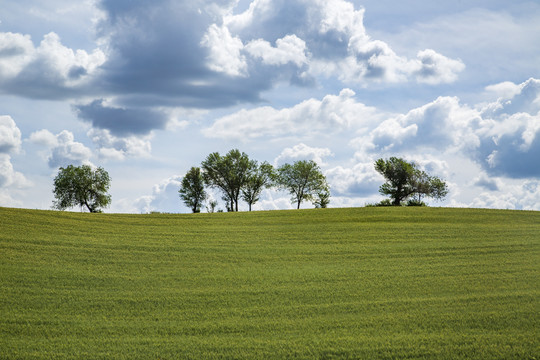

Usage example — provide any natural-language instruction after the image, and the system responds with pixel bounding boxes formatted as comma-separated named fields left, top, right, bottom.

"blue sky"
left=1, top=0, right=540, bottom=212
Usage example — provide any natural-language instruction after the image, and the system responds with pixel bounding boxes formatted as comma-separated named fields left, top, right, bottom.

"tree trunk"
left=84, top=200, right=94, bottom=213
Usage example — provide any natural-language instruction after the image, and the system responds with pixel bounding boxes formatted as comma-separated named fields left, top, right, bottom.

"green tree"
left=313, top=187, right=331, bottom=208
left=241, top=162, right=275, bottom=211
left=375, top=157, right=448, bottom=206
left=206, top=199, right=218, bottom=213
left=375, top=157, right=415, bottom=206
left=201, top=149, right=256, bottom=212
left=52, top=164, right=111, bottom=213
left=277, top=160, right=329, bottom=209
left=179, top=167, right=206, bottom=213
left=410, top=170, right=448, bottom=204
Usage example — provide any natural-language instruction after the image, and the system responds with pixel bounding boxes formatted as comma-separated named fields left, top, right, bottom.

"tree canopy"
left=241, top=161, right=275, bottom=211
left=201, top=149, right=257, bottom=212
left=277, top=160, right=329, bottom=209
left=375, top=157, right=448, bottom=206
left=179, top=167, right=206, bottom=213
left=52, top=165, right=111, bottom=213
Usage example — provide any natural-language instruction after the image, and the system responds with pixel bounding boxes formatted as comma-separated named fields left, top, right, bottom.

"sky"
left=1, top=0, right=540, bottom=213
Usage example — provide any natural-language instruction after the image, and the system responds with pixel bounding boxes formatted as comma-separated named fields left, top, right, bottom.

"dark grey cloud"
left=474, top=176, right=500, bottom=191
left=93, top=0, right=273, bottom=108
left=474, top=78, right=540, bottom=178
left=75, top=99, right=169, bottom=136
left=476, top=128, right=540, bottom=178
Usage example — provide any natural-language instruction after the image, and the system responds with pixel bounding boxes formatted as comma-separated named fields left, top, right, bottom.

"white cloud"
left=0, top=31, right=105, bottom=95
left=311, top=37, right=463, bottom=85
left=29, top=129, right=93, bottom=168
left=485, top=81, right=522, bottom=99
left=255, top=189, right=294, bottom=211
left=206, top=0, right=464, bottom=86
left=133, top=175, right=183, bottom=213
left=349, top=78, right=540, bottom=179
left=245, top=34, right=308, bottom=66
left=87, top=128, right=152, bottom=161
left=201, top=24, right=247, bottom=77
left=0, top=154, right=31, bottom=188
left=356, top=96, right=480, bottom=154
left=0, top=32, right=34, bottom=78
left=0, top=188, right=24, bottom=207
left=414, top=49, right=465, bottom=84
left=203, top=88, right=380, bottom=140
left=224, top=0, right=273, bottom=31
left=317, top=0, right=366, bottom=38
left=274, top=143, right=333, bottom=166
left=0, top=115, right=31, bottom=194
left=468, top=180, right=540, bottom=211
left=0, top=115, right=22, bottom=153
left=28, top=128, right=59, bottom=147
left=325, top=161, right=382, bottom=197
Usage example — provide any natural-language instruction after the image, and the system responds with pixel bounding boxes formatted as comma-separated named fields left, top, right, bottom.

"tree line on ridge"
left=51, top=151, right=448, bottom=213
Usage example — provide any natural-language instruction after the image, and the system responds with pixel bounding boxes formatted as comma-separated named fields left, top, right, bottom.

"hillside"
left=1, top=207, right=539, bottom=359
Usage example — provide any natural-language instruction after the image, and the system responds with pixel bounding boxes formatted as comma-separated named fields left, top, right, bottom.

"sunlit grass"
left=1, top=207, right=538, bottom=359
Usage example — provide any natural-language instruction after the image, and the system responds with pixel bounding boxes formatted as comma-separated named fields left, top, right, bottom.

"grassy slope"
left=0, top=207, right=538, bottom=359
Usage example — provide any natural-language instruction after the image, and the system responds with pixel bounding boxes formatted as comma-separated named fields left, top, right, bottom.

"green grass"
left=1, top=206, right=539, bottom=359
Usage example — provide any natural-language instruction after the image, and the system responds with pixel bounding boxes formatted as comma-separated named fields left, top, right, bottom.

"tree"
left=179, top=167, right=206, bottom=213
left=277, top=160, right=329, bottom=209
left=313, top=187, right=331, bottom=208
left=201, top=149, right=256, bottom=212
left=374, top=157, right=415, bottom=206
left=206, top=199, right=218, bottom=213
left=410, top=170, right=448, bottom=204
left=241, top=161, right=275, bottom=211
left=52, top=164, right=111, bottom=213
left=374, top=157, right=448, bottom=206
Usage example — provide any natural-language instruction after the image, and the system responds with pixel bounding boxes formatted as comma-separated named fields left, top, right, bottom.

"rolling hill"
left=1, top=206, right=538, bottom=359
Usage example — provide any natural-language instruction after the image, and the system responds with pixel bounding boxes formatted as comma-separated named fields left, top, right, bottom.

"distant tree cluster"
left=51, top=155, right=449, bottom=214
left=179, top=149, right=330, bottom=212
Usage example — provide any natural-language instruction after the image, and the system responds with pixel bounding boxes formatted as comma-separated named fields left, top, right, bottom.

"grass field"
left=0, top=206, right=539, bottom=359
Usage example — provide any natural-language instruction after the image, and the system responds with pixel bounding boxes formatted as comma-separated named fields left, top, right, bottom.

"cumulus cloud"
left=74, top=99, right=169, bottom=137
left=274, top=143, right=333, bottom=166
left=219, top=0, right=464, bottom=85
left=245, top=34, right=309, bottom=67
left=87, top=128, right=152, bottom=161
left=0, top=116, right=30, bottom=192
left=2, top=0, right=465, bottom=124
left=414, top=49, right=465, bottom=84
left=29, top=129, right=93, bottom=168
left=134, top=175, right=184, bottom=214
left=92, top=0, right=263, bottom=109
left=485, top=81, right=522, bottom=100
left=203, top=88, right=380, bottom=140
left=325, top=162, right=382, bottom=197
left=355, top=96, right=479, bottom=154
left=201, top=24, right=247, bottom=77
left=349, top=78, right=540, bottom=179
left=0, top=154, right=30, bottom=188
left=0, top=116, right=22, bottom=153
left=469, top=180, right=540, bottom=210
left=0, top=31, right=105, bottom=99
left=474, top=79, right=540, bottom=177
left=473, top=174, right=501, bottom=192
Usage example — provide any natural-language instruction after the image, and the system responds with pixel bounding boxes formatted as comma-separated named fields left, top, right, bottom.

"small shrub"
left=406, top=199, right=427, bottom=207
left=365, top=199, right=394, bottom=207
